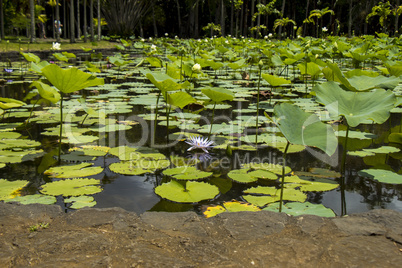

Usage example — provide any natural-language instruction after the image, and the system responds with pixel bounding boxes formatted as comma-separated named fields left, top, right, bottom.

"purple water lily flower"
left=185, top=136, right=214, bottom=153
left=4, top=68, right=13, bottom=73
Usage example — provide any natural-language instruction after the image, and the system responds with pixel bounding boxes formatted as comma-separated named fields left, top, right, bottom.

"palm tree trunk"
left=278, top=0, right=286, bottom=37
left=175, top=0, right=182, bottom=37
left=30, top=0, right=36, bottom=42
left=230, top=0, right=234, bottom=36
left=194, top=0, right=199, bottom=38
left=63, top=0, right=67, bottom=39
left=257, top=0, right=261, bottom=38
left=84, top=0, right=87, bottom=42
left=70, top=0, right=76, bottom=43
left=97, top=0, right=101, bottom=41
left=77, top=0, right=81, bottom=39
left=395, top=0, right=400, bottom=35
left=348, top=0, right=352, bottom=37
left=221, top=0, right=225, bottom=36
left=0, top=0, right=4, bottom=40
left=90, top=0, right=94, bottom=41
left=56, top=0, right=61, bottom=42
left=152, top=5, right=158, bottom=37
left=251, top=0, right=255, bottom=37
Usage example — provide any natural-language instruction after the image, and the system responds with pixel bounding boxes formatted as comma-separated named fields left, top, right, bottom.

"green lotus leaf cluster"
left=163, top=166, right=212, bottom=180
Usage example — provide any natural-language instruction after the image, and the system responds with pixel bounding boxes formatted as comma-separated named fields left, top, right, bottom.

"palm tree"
left=366, top=1, right=392, bottom=33
left=90, top=0, right=94, bottom=41
left=307, top=7, right=334, bottom=37
left=70, top=0, right=75, bottom=42
left=83, top=0, right=87, bottom=42
left=273, top=17, right=295, bottom=38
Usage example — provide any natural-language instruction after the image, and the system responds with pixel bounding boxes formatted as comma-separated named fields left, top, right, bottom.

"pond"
left=0, top=36, right=402, bottom=217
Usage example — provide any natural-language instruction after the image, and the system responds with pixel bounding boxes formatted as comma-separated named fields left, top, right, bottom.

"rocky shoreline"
left=0, top=203, right=401, bottom=267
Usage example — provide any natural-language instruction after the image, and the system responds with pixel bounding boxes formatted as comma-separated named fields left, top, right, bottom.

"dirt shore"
left=0, top=203, right=401, bottom=267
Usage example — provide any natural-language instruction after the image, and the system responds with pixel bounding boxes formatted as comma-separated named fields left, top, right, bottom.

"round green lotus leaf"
left=388, top=133, right=402, bottom=145
left=0, top=179, right=29, bottom=201
left=0, top=163, right=5, bottom=169
left=62, top=134, right=99, bottom=144
left=247, top=170, right=277, bottom=180
left=284, top=175, right=339, bottom=192
left=363, top=146, right=400, bottom=154
left=40, top=178, right=102, bottom=196
left=223, top=201, right=261, bottom=212
left=358, top=169, right=402, bottom=184
left=108, top=146, right=138, bottom=160
left=0, top=139, right=41, bottom=150
left=5, top=194, right=56, bottom=205
left=244, top=186, right=307, bottom=203
left=65, top=195, right=97, bottom=209
left=0, top=132, right=21, bottom=139
left=294, top=168, right=341, bottom=178
left=243, top=195, right=280, bottom=207
left=89, top=124, right=132, bottom=132
left=264, top=202, right=336, bottom=217
left=155, top=180, right=219, bottom=203
left=348, top=150, right=375, bottom=157
left=109, top=162, right=149, bottom=175
left=44, top=163, right=103, bottom=178
left=163, top=166, right=212, bottom=180
left=242, top=163, right=291, bottom=175
left=228, top=169, right=258, bottom=183
left=208, top=177, right=232, bottom=194
left=336, top=130, right=377, bottom=140
left=0, top=149, right=44, bottom=164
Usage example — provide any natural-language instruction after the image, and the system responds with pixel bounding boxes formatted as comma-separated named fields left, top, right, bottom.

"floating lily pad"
left=109, top=159, right=170, bottom=175
left=0, top=139, right=41, bottom=150
left=5, top=194, right=56, bottom=205
left=358, top=169, right=402, bottom=184
left=242, top=163, right=291, bottom=175
left=163, top=166, right=212, bottom=180
left=284, top=175, right=339, bottom=192
left=40, top=178, right=102, bottom=196
left=203, top=201, right=260, bottom=218
left=263, top=202, right=336, bottom=217
left=65, top=195, right=97, bottom=209
left=243, top=186, right=307, bottom=207
left=44, top=163, right=103, bottom=178
left=155, top=180, right=219, bottom=203
left=0, top=179, right=29, bottom=201
left=0, top=149, right=44, bottom=164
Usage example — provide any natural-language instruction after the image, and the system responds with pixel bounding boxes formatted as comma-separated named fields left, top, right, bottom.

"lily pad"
left=44, top=163, right=103, bottom=178
left=65, top=195, right=97, bottom=209
left=0, top=179, right=29, bottom=201
left=263, top=202, right=336, bottom=217
left=5, top=194, right=56, bottom=205
left=358, top=169, right=402, bottom=184
left=202, top=201, right=260, bottom=218
left=40, top=178, right=102, bottom=196
left=155, top=180, right=219, bottom=203
left=163, top=166, right=212, bottom=180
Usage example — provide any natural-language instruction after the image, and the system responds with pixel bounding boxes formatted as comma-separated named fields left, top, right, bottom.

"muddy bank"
left=0, top=203, right=401, bottom=267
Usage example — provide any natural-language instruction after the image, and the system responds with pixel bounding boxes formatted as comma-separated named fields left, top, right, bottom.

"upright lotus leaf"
left=201, top=87, right=234, bottom=103
left=261, top=74, right=291, bottom=87
left=29, top=61, right=50, bottom=74
left=41, top=64, right=105, bottom=94
left=109, top=55, right=132, bottom=67
left=40, top=178, right=102, bottom=196
left=155, top=180, right=219, bottom=203
left=385, top=62, right=402, bottom=77
left=145, top=71, right=190, bottom=92
left=21, top=52, right=40, bottom=63
left=273, top=103, right=338, bottom=156
left=297, top=62, right=322, bottom=80
left=313, top=82, right=396, bottom=127
left=0, top=179, right=29, bottom=201
left=0, top=97, right=25, bottom=110
left=31, top=81, right=61, bottom=104
left=322, top=62, right=355, bottom=91
left=146, top=56, right=162, bottom=68
left=167, top=91, right=196, bottom=109
left=227, top=59, right=247, bottom=70
left=53, top=52, right=68, bottom=62
left=347, top=75, right=400, bottom=91
left=62, top=51, right=76, bottom=59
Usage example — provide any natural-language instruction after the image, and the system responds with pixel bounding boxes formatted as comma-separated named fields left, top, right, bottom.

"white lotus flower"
left=192, top=63, right=201, bottom=73
left=52, top=42, right=61, bottom=50
left=185, top=136, right=214, bottom=153
left=322, top=27, right=328, bottom=32
left=268, top=33, right=273, bottom=37
left=151, top=44, right=157, bottom=51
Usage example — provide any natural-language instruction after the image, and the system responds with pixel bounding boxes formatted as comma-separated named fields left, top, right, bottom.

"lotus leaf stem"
left=279, top=141, right=290, bottom=212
